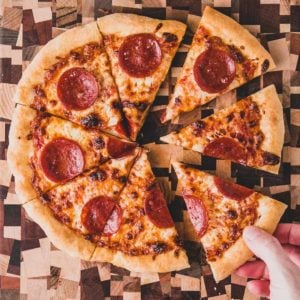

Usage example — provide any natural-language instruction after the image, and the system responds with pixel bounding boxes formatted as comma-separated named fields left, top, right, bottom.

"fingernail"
left=243, top=226, right=260, bottom=242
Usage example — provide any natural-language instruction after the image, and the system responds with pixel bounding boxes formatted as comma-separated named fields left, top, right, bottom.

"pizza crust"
left=202, top=6, right=276, bottom=73
left=23, top=198, right=96, bottom=260
left=91, top=246, right=189, bottom=273
left=8, top=105, right=38, bottom=203
left=252, top=84, right=284, bottom=174
left=209, top=195, right=287, bottom=282
left=15, top=22, right=101, bottom=106
left=97, top=13, right=186, bottom=37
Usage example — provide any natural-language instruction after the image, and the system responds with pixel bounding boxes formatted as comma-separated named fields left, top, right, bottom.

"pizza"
left=8, top=105, right=137, bottom=203
left=172, top=162, right=287, bottom=282
left=22, top=150, right=189, bottom=271
left=14, top=22, right=127, bottom=138
left=97, top=14, right=186, bottom=140
left=7, top=9, right=286, bottom=279
left=161, top=85, right=284, bottom=174
left=161, top=6, right=276, bottom=123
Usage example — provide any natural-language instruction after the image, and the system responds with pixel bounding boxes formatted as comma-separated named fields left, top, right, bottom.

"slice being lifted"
left=8, top=105, right=137, bottom=203
left=97, top=14, right=186, bottom=140
left=173, top=162, right=287, bottom=282
left=91, top=150, right=189, bottom=272
left=162, top=6, right=275, bottom=122
left=161, top=85, right=284, bottom=174
left=23, top=152, right=140, bottom=261
left=15, top=22, right=127, bottom=138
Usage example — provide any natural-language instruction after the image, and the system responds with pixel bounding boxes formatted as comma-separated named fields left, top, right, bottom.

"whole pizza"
left=8, top=7, right=287, bottom=280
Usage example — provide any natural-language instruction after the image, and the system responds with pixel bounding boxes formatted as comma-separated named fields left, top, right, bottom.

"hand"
left=236, top=224, right=300, bottom=300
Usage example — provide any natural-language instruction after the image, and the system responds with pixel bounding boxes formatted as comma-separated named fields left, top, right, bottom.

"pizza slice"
left=162, top=6, right=275, bottom=123
left=172, top=162, right=287, bottom=282
left=15, top=22, right=127, bottom=138
left=90, top=150, right=189, bottom=272
left=23, top=153, right=140, bottom=261
left=97, top=14, right=186, bottom=140
left=8, top=105, right=137, bottom=203
left=161, top=85, right=284, bottom=174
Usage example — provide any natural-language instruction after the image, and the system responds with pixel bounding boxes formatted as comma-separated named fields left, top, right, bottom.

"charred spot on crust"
left=227, top=209, right=238, bottom=220
left=122, top=100, right=147, bottom=112
left=152, top=242, right=167, bottom=254
left=261, top=59, right=270, bottom=73
left=174, top=96, right=181, bottom=105
left=162, top=32, right=178, bottom=43
left=41, top=193, right=50, bottom=202
left=228, top=45, right=244, bottom=63
left=125, top=232, right=133, bottom=240
left=81, top=114, right=101, bottom=128
left=84, top=234, right=92, bottom=241
left=155, top=22, right=163, bottom=32
left=118, top=175, right=127, bottom=184
left=69, top=50, right=81, bottom=60
left=249, top=120, right=257, bottom=127
left=26, top=133, right=33, bottom=140
left=33, top=85, right=46, bottom=97
left=92, top=137, right=105, bottom=149
left=226, top=113, right=234, bottom=122
left=192, top=120, right=206, bottom=136
left=262, top=151, right=280, bottom=165
left=89, top=170, right=107, bottom=181
left=239, top=111, right=245, bottom=119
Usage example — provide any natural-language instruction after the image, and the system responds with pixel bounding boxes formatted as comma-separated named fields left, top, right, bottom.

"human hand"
left=236, top=224, right=300, bottom=300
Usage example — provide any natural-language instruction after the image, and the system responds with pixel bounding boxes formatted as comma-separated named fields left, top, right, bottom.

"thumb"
left=243, top=226, right=291, bottom=274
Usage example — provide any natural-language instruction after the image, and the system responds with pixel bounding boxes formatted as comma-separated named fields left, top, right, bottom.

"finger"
left=283, top=244, right=300, bottom=267
left=274, top=223, right=300, bottom=246
left=246, top=280, right=270, bottom=298
left=236, top=260, right=268, bottom=279
left=242, top=225, right=300, bottom=287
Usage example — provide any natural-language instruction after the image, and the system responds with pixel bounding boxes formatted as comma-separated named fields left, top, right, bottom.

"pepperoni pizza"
left=15, top=22, right=128, bottom=138
left=161, top=85, right=284, bottom=174
left=22, top=151, right=189, bottom=271
left=97, top=14, right=186, bottom=140
left=8, top=105, right=137, bottom=203
left=173, top=162, right=287, bottom=282
left=162, top=6, right=276, bottom=123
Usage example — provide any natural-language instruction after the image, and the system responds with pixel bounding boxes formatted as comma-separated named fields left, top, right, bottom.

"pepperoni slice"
left=57, top=67, right=98, bottom=110
left=114, top=120, right=130, bottom=139
left=182, top=193, right=208, bottom=238
left=193, top=49, right=236, bottom=93
left=145, top=183, right=174, bottom=228
left=203, top=137, right=247, bottom=164
left=107, top=137, right=136, bottom=159
left=118, top=33, right=162, bottom=78
left=40, top=138, right=84, bottom=183
left=214, top=177, right=254, bottom=201
left=81, top=196, right=121, bottom=235
left=103, top=204, right=122, bottom=236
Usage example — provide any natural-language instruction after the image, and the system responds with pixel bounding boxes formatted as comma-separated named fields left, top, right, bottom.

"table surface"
left=0, top=1, right=299, bottom=299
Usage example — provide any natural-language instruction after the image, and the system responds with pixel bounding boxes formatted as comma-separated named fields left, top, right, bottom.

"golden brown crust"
left=162, top=85, right=284, bottom=174
left=8, top=105, right=38, bottom=203
left=91, top=246, right=189, bottom=273
left=162, top=6, right=276, bottom=122
left=15, top=22, right=101, bottom=106
left=23, top=198, right=96, bottom=260
left=98, top=14, right=186, bottom=140
left=252, top=85, right=284, bottom=174
left=210, top=195, right=287, bottom=282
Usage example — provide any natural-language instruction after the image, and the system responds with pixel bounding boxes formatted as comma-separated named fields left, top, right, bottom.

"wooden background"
left=0, top=0, right=300, bottom=299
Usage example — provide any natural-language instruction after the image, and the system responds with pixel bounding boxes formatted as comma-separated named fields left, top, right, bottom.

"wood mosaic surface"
left=0, top=0, right=299, bottom=299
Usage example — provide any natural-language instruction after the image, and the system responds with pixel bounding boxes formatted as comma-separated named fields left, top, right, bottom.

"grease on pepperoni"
left=81, top=196, right=121, bottom=235
left=182, top=193, right=208, bottom=238
left=57, top=67, right=98, bottom=110
left=193, top=48, right=236, bottom=93
left=214, top=177, right=254, bottom=201
left=145, top=183, right=174, bottom=228
left=118, top=33, right=162, bottom=77
left=107, top=137, right=136, bottom=159
left=40, top=138, right=84, bottom=183
left=203, top=137, right=247, bottom=164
